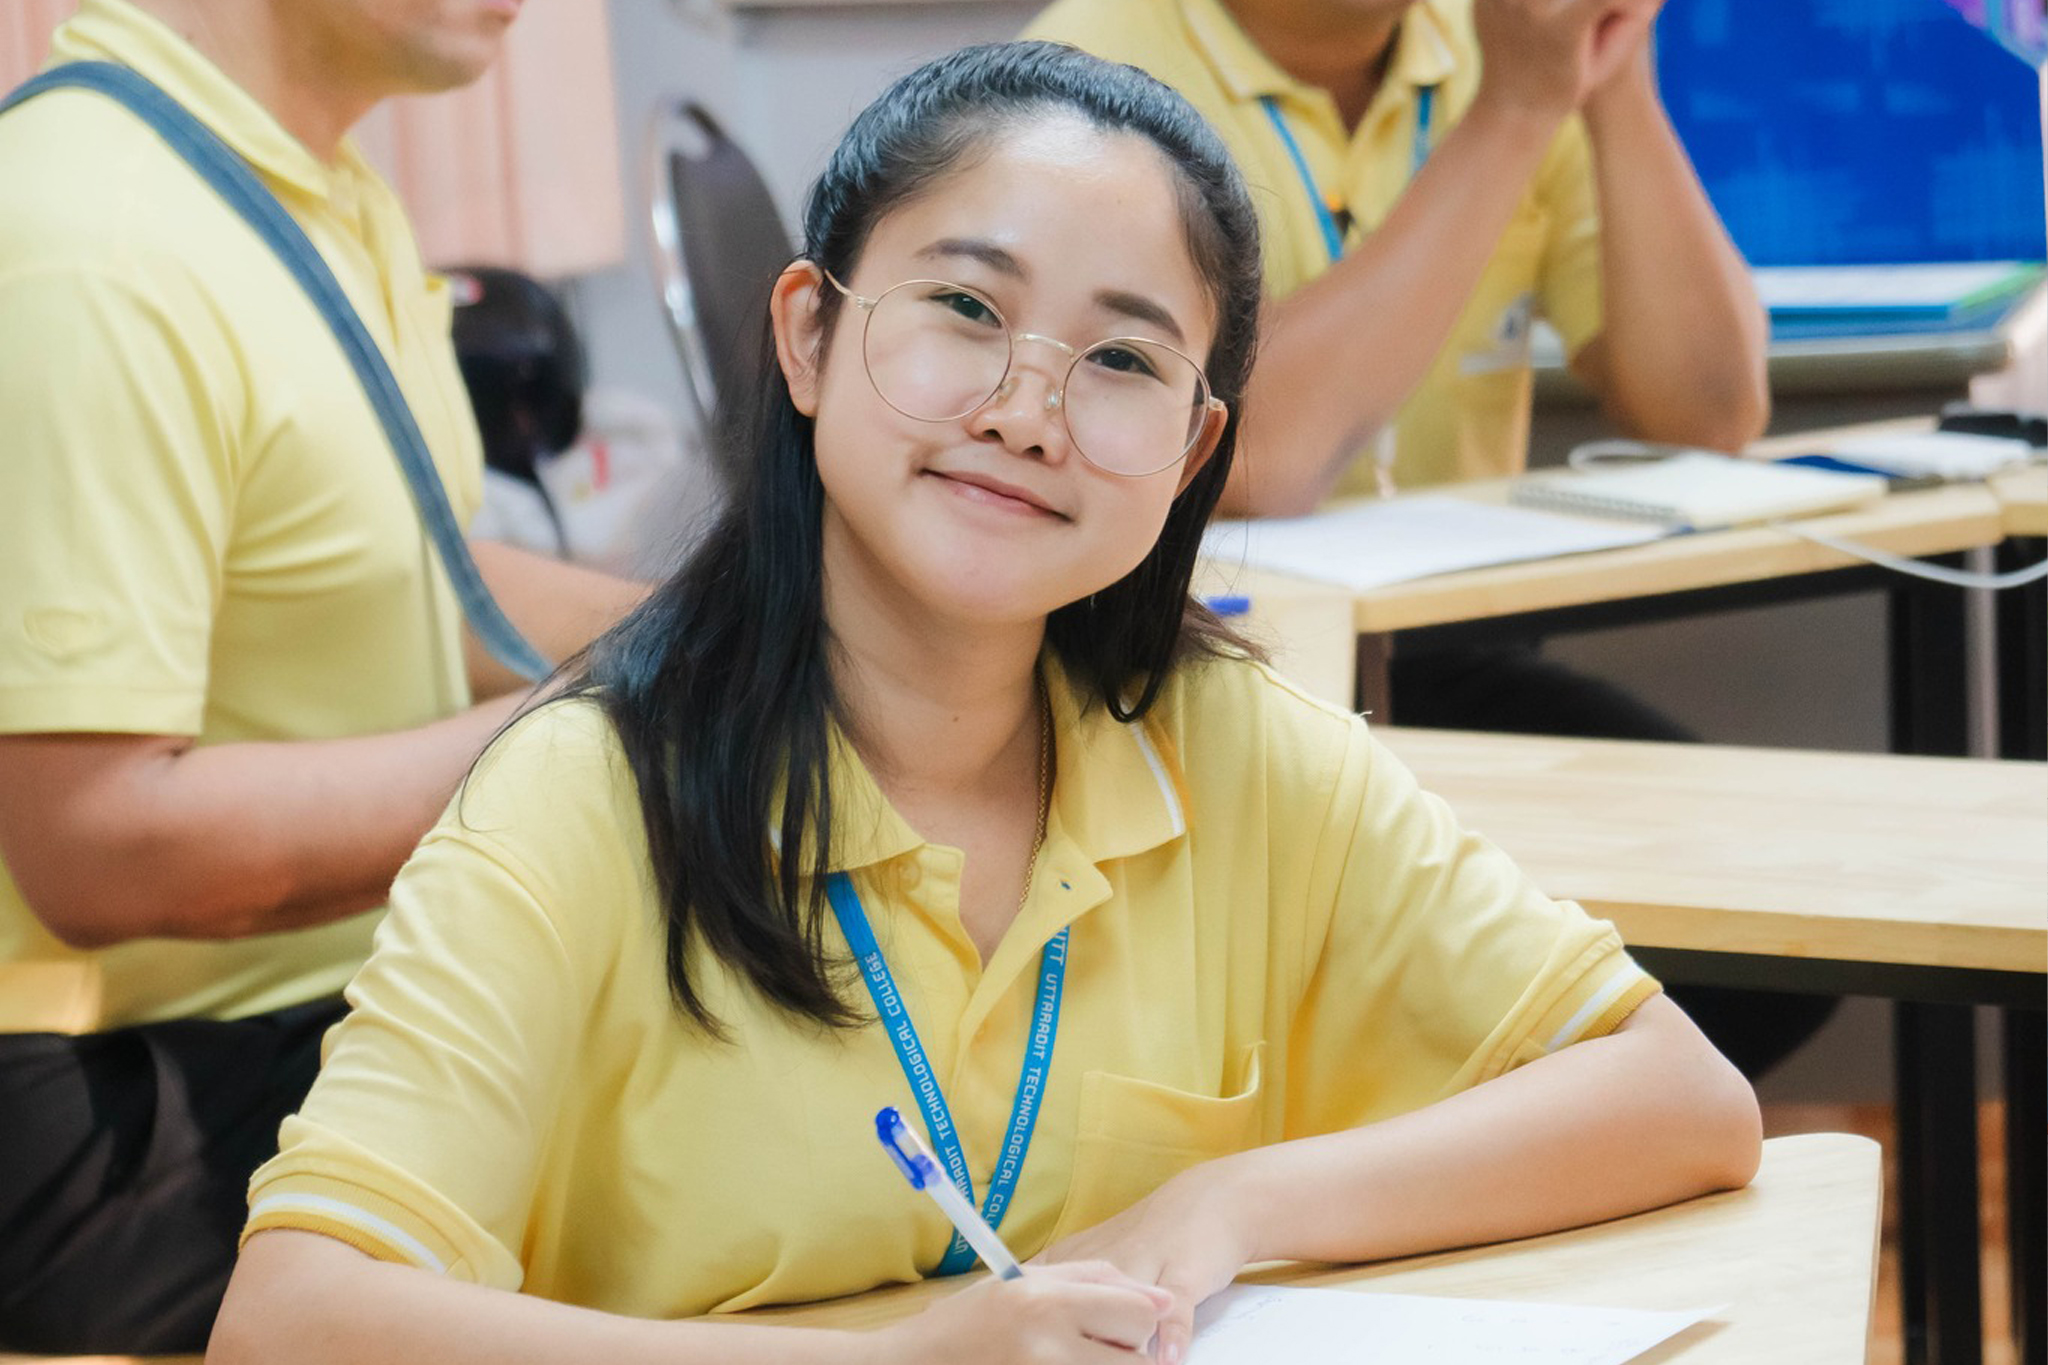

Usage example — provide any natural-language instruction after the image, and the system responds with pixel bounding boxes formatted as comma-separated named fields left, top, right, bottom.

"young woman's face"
left=777, top=116, right=1226, bottom=631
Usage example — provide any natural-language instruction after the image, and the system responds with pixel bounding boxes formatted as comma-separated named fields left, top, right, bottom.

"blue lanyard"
left=826, top=870, right=1069, bottom=1275
left=1260, top=83, right=1438, bottom=265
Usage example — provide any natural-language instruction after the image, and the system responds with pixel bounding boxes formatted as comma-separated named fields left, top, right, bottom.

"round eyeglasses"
left=822, top=270, right=1220, bottom=478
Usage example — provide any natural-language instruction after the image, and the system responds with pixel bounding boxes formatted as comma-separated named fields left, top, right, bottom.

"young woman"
left=210, top=41, right=1759, bottom=1365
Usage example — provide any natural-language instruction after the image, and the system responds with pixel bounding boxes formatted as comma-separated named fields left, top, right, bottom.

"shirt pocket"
left=1045, top=1041, right=1264, bottom=1245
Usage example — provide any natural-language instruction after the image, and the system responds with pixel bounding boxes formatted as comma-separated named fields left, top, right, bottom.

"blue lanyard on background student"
left=826, top=870, right=1069, bottom=1276
left=1259, top=83, right=1438, bottom=497
left=1258, top=83, right=1438, bottom=264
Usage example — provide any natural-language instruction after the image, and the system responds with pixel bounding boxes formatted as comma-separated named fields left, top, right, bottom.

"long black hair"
left=566, top=41, right=1264, bottom=1032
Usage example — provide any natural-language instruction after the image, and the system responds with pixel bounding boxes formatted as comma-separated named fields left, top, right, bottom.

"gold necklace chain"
left=1016, top=675, right=1052, bottom=919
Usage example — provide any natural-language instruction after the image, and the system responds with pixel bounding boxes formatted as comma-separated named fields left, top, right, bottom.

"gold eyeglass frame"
left=819, top=268, right=1222, bottom=479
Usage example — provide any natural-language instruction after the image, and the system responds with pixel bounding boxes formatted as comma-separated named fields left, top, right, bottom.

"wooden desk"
left=1373, top=728, right=2046, bottom=982
left=1376, top=727, right=2046, bottom=1365
left=750, top=1134, right=1880, bottom=1365
left=1990, top=466, right=2048, bottom=539
left=1346, top=482, right=2003, bottom=638
left=1330, top=483, right=2007, bottom=757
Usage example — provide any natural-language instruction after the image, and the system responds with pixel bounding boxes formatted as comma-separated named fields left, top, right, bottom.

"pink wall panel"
left=2, top=0, right=79, bottom=92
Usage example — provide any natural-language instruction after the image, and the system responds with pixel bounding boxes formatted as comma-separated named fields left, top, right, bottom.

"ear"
left=1174, top=398, right=1229, bottom=496
left=769, top=261, right=829, bottom=418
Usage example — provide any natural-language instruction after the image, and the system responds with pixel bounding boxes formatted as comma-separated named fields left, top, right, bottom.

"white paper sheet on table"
left=1189, top=1285, right=1716, bottom=1365
left=1202, top=496, right=1667, bottom=593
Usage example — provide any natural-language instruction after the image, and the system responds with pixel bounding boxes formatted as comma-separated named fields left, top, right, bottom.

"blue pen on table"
left=875, top=1106, right=1025, bottom=1280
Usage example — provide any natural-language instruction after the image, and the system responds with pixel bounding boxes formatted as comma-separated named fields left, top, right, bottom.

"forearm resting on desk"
left=0, top=693, right=526, bottom=947
left=1228, top=994, right=1761, bottom=1265
left=212, top=1234, right=864, bottom=1365
left=213, top=1231, right=1172, bottom=1365
left=1031, top=994, right=1758, bottom=1365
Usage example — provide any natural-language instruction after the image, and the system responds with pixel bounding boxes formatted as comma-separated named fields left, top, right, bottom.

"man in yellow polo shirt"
left=0, top=0, right=645, bottom=1352
left=1027, top=0, right=1770, bottom=509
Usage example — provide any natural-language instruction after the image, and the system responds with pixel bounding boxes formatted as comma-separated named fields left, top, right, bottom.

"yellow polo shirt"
left=1026, top=0, right=1606, bottom=492
left=244, top=658, right=1655, bottom=1313
left=0, top=0, right=483, bottom=1032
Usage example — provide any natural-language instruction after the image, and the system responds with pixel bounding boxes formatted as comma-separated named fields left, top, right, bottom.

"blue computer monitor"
left=1655, top=0, right=2046, bottom=267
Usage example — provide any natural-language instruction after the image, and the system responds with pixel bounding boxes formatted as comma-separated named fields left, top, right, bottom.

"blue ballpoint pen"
left=875, top=1106, right=1026, bottom=1280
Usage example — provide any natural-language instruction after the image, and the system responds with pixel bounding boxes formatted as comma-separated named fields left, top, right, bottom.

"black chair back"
left=648, top=101, right=795, bottom=489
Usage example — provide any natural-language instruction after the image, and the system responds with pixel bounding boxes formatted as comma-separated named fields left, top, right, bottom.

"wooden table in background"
left=750, top=1134, right=1880, bottom=1365
left=1338, top=481, right=2007, bottom=758
left=1991, top=465, right=2048, bottom=539
left=1377, top=727, right=2046, bottom=1365
left=1374, top=728, right=2044, bottom=979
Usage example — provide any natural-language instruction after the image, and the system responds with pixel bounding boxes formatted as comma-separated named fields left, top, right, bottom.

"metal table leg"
left=1995, top=536, right=2044, bottom=763
left=1889, top=557, right=1972, bottom=758
left=1895, top=1002, right=1984, bottom=1365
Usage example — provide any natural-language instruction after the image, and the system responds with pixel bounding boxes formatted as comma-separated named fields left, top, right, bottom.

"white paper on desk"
left=1189, top=1285, right=1715, bottom=1365
left=1203, top=496, right=1666, bottom=592
left=1752, top=261, right=2040, bottom=314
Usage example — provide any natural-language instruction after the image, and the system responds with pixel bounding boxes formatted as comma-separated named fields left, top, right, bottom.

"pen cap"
left=875, top=1107, right=932, bottom=1189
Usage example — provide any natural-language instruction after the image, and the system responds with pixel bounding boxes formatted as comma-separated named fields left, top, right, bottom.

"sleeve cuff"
left=242, top=1124, right=526, bottom=1289
left=1540, top=969, right=1659, bottom=1052
left=0, top=681, right=203, bottom=736
left=1475, top=926, right=1662, bottom=1083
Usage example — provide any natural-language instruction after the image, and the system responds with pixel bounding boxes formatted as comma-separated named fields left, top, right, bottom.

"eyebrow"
left=1094, top=288, right=1185, bottom=345
left=914, top=237, right=1189, bottom=345
left=917, top=238, right=1026, bottom=278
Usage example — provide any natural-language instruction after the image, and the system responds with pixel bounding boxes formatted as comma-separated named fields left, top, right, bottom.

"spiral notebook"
left=1509, top=454, right=1887, bottom=532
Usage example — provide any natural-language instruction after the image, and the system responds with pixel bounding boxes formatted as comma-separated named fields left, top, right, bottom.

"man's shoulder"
left=0, top=87, right=232, bottom=273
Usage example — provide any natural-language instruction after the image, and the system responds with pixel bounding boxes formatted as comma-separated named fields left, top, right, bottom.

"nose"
left=970, top=359, right=1069, bottom=461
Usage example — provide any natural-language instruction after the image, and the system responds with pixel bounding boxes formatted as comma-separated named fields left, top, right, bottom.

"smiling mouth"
left=927, top=470, right=1067, bottom=520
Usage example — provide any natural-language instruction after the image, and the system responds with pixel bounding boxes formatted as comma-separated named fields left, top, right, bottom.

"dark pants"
left=0, top=994, right=346, bottom=1354
left=1390, top=645, right=1838, bottom=1081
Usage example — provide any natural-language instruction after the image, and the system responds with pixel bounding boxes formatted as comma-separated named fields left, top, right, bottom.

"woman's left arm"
left=1041, top=993, right=1759, bottom=1365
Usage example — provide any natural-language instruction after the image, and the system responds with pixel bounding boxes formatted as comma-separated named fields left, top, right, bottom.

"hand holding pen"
left=873, top=1106, right=1174, bottom=1361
